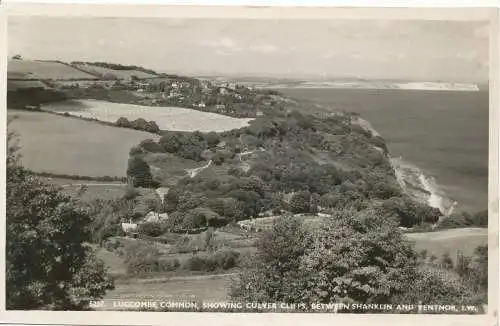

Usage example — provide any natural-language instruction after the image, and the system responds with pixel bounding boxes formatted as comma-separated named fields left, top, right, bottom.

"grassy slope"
left=8, top=59, right=98, bottom=80
left=407, top=227, right=488, bottom=260
left=8, top=110, right=159, bottom=177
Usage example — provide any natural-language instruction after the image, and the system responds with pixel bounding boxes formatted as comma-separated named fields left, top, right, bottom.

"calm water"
left=280, top=88, right=489, bottom=213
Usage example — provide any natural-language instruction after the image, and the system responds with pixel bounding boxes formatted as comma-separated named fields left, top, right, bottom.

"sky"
left=8, top=16, right=490, bottom=82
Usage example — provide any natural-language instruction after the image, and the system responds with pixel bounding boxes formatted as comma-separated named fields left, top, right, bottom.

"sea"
left=279, top=87, right=489, bottom=214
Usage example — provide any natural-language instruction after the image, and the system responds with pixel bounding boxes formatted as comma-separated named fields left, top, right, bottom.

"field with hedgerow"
left=7, top=109, right=159, bottom=177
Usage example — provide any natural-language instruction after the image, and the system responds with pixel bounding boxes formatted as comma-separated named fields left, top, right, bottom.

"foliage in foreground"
left=6, top=133, right=114, bottom=310
left=230, top=207, right=485, bottom=306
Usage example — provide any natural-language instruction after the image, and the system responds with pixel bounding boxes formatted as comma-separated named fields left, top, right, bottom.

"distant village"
left=7, top=58, right=275, bottom=118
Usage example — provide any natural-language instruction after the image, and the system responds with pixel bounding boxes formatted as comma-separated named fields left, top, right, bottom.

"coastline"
left=354, top=116, right=457, bottom=216
left=255, top=81, right=480, bottom=92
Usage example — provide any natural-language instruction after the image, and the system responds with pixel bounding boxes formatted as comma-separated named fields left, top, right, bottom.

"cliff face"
left=353, top=116, right=456, bottom=216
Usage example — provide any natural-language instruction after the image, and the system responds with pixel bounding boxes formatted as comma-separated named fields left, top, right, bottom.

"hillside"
left=8, top=59, right=98, bottom=80
left=128, top=103, right=446, bottom=231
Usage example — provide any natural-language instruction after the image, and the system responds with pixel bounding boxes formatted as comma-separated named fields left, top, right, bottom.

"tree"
left=139, top=139, right=163, bottom=153
left=12, top=54, right=22, bottom=60
left=289, top=190, right=311, bottom=214
left=230, top=215, right=312, bottom=303
left=145, top=121, right=160, bottom=134
left=131, top=118, right=148, bottom=131
left=159, top=133, right=182, bottom=153
left=231, top=207, right=419, bottom=306
left=115, top=117, right=131, bottom=128
left=126, top=156, right=155, bottom=188
left=394, top=265, right=475, bottom=306
left=206, top=131, right=220, bottom=148
left=6, top=134, right=114, bottom=309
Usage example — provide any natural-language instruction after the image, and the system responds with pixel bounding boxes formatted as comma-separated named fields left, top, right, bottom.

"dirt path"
left=186, top=160, right=212, bottom=178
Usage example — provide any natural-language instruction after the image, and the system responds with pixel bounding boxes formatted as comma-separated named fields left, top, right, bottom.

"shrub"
left=159, top=133, right=182, bottom=153
left=123, top=241, right=161, bottom=276
left=140, top=139, right=164, bottom=153
left=394, top=265, right=475, bottom=305
left=212, top=153, right=225, bottom=165
left=137, top=222, right=166, bottom=237
left=103, top=237, right=123, bottom=252
left=206, top=131, right=220, bottom=148
left=129, top=146, right=144, bottom=157
left=289, top=190, right=311, bottom=214
left=182, top=255, right=217, bottom=272
left=181, top=250, right=240, bottom=272
left=123, top=186, right=140, bottom=200
left=145, top=121, right=160, bottom=134
left=440, top=253, right=454, bottom=269
left=116, top=117, right=131, bottom=128
left=158, top=258, right=180, bottom=272
left=437, top=210, right=488, bottom=229
left=213, top=249, right=240, bottom=270
left=172, top=230, right=216, bottom=253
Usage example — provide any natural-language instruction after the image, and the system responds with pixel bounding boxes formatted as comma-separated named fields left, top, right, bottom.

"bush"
left=437, top=210, right=488, bottom=229
left=140, top=139, right=164, bottom=153
left=137, top=222, right=166, bottom=237
left=181, top=250, right=240, bottom=272
left=123, top=186, right=140, bottom=200
left=129, top=146, right=144, bottom=156
left=213, top=249, right=240, bottom=270
left=394, top=265, right=475, bottom=306
left=212, top=153, right=225, bottom=165
left=289, top=190, right=311, bottom=214
left=379, top=196, right=441, bottom=228
left=158, top=258, right=180, bottom=272
left=123, top=241, right=161, bottom=276
left=172, top=230, right=216, bottom=253
left=116, top=117, right=131, bottom=128
left=145, top=121, right=160, bottom=134
left=182, top=255, right=217, bottom=272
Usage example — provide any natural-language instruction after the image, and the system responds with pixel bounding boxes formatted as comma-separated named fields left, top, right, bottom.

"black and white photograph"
left=2, top=4, right=497, bottom=323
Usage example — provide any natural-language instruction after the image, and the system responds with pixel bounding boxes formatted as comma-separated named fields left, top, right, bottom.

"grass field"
left=106, top=275, right=232, bottom=302
left=42, top=99, right=253, bottom=132
left=7, top=80, right=49, bottom=91
left=72, top=63, right=157, bottom=80
left=407, top=227, right=488, bottom=260
left=8, top=110, right=159, bottom=177
left=8, top=59, right=97, bottom=80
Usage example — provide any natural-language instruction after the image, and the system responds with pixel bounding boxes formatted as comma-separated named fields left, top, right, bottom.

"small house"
left=144, top=211, right=169, bottom=223
left=121, top=222, right=138, bottom=233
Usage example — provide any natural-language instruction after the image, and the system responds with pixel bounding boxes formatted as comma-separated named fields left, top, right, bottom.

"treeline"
left=71, top=61, right=158, bottom=75
left=33, top=171, right=126, bottom=182
left=115, top=117, right=160, bottom=134
left=437, top=210, right=488, bottom=229
left=7, top=88, right=68, bottom=109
